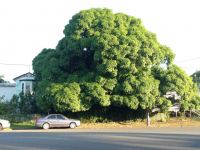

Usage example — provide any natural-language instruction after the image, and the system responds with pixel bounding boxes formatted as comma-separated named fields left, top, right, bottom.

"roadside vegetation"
left=4, top=115, right=200, bottom=130
left=11, top=121, right=36, bottom=130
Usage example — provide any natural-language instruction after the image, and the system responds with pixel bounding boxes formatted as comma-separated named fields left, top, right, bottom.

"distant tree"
left=9, top=95, right=20, bottom=114
left=0, top=75, right=4, bottom=83
left=191, top=70, right=200, bottom=91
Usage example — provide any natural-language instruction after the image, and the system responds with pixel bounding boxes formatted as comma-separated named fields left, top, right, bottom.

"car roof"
left=47, top=114, right=64, bottom=116
left=45, top=114, right=65, bottom=117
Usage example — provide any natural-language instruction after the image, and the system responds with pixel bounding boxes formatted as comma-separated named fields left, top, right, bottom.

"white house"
left=0, top=83, right=16, bottom=101
left=0, top=72, right=35, bottom=101
left=13, top=72, right=35, bottom=95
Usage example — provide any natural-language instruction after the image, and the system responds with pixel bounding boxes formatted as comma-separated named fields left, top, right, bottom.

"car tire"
left=43, top=123, right=50, bottom=130
left=69, top=122, right=76, bottom=129
left=0, top=124, right=3, bottom=131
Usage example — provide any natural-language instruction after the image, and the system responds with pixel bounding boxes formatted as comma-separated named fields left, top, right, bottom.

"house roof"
left=13, top=72, right=35, bottom=81
left=0, top=83, right=16, bottom=87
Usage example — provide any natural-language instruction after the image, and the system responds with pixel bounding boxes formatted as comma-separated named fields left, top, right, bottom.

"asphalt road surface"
left=1, top=127, right=200, bottom=150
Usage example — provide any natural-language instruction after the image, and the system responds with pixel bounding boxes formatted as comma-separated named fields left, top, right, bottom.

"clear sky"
left=0, top=0, right=200, bottom=82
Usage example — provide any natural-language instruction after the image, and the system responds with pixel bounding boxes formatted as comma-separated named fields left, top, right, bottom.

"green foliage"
left=19, top=92, right=37, bottom=114
left=50, top=82, right=84, bottom=112
left=191, top=70, right=200, bottom=91
left=81, top=82, right=110, bottom=107
left=137, top=74, right=160, bottom=110
left=157, top=97, right=172, bottom=113
left=0, top=97, right=10, bottom=115
left=163, top=65, right=194, bottom=99
left=34, top=80, right=54, bottom=113
left=32, top=8, right=199, bottom=117
left=190, top=95, right=200, bottom=110
left=111, top=95, right=139, bottom=109
left=153, top=64, right=198, bottom=112
left=151, top=113, right=168, bottom=122
left=9, top=95, right=20, bottom=114
left=0, top=93, right=37, bottom=115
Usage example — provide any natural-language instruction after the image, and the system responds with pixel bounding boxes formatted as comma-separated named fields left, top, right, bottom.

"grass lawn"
left=11, top=121, right=36, bottom=130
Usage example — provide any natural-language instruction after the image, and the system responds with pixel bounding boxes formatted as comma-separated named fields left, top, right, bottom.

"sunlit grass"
left=11, top=120, right=36, bottom=130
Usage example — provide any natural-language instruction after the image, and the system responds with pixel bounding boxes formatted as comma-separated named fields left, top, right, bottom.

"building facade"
left=0, top=72, right=35, bottom=101
left=0, top=83, right=16, bottom=101
left=13, top=72, right=35, bottom=95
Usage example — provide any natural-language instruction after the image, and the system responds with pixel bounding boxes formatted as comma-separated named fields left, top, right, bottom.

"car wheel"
left=43, top=123, right=50, bottom=129
left=0, top=124, right=3, bottom=131
left=69, top=122, right=76, bottom=129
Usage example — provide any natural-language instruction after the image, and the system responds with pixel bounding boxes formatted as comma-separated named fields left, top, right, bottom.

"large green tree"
left=33, top=8, right=197, bottom=124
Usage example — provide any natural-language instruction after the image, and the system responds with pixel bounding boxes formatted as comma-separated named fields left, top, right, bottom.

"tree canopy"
left=32, top=8, right=199, bottom=114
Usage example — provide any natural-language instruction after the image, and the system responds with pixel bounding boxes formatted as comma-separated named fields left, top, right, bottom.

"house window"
left=22, top=83, right=24, bottom=92
left=25, top=82, right=31, bottom=93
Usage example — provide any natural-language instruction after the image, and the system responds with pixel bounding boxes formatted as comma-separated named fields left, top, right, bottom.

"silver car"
left=36, top=114, right=80, bottom=129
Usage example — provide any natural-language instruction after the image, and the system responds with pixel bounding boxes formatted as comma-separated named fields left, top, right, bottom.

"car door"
left=56, top=114, right=69, bottom=127
left=47, top=115, right=57, bottom=127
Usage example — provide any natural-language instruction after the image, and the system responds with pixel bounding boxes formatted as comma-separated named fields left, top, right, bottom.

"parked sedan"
left=0, top=119, right=10, bottom=130
left=36, top=114, right=80, bottom=129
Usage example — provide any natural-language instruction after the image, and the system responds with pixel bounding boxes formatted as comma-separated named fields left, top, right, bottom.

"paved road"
left=1, top=127, right=200, bottom=150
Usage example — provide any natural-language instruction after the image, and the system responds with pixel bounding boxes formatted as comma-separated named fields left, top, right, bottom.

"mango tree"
left=33, top=8, right=197, bottom=125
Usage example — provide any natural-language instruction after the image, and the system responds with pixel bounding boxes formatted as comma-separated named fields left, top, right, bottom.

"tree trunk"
left=175, top=111, right=178, bottom=117
left=189, top=109, right=192, bottom=118
left=146, top=109, right=150, bottom=126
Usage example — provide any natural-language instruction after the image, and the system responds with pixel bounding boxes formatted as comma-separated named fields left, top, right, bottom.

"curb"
left=3, top=128, right=13, bottom=131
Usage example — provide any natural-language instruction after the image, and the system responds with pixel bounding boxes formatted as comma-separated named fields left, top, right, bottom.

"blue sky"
left=0, top=0, right=200, bottom=82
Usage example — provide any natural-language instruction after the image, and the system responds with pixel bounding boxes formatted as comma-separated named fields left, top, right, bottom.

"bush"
left=0, top=114, right=41, bottom=123
left=151, top=113, right=169, bottom=122
left=0, top=98, right=10, bottom=115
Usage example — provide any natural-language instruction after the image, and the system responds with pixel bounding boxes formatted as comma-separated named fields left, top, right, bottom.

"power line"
left=0, top=62, right=32, bottom=72
left=0, top=62, right=30, bottom=67
left=176, top=57, right=200, bottom=63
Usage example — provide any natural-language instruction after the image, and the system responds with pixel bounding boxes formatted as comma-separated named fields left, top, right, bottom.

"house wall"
left=15, top=80, right=34, bottom=95
left=15, top=80, right=22, bottom=95
left=0, top=84, right=16, bottom=101
left=15, top=74, right=34, bottom=95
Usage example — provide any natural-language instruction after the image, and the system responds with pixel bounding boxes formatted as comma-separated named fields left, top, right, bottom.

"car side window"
left=57, top=115, right=65, bottom=120
left=47, top=115, right=56, bottom=119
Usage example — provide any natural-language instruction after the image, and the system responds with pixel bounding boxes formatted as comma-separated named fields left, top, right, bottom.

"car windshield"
left=45, top=114, right=68, bottom=120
